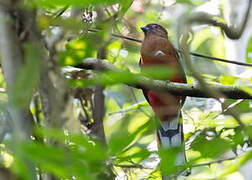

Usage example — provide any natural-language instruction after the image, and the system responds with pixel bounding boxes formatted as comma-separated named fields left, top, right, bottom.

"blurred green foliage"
left=12, top=44, right=41, bottom=107
left=246, top=37, right=252, bottom=63
left=0, top=0, right=251, bottom=180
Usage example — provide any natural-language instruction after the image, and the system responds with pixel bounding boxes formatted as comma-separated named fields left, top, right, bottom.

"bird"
left=140, top=24, right=187, bottom=179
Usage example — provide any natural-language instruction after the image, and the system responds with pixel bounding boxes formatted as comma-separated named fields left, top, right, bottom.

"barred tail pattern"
left=157, top=111, right=187, bottom=180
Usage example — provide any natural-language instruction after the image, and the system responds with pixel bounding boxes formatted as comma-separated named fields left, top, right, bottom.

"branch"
left=108, top=101, right=147, bottom=115
left=177, top=1, right=252, bottom=128
left=186, top=1, right=251, bottom=40
left=0, top=166, right=17, bottom=180
left=0, top=1, right=37, bottom=179
left=0, top=1, right=33, bottom=140
left=75, top=58, right=252, bottom=99
left=89, top=8, right=108, bottom=143
left=91, top=47, right=106, bottom=143
left=113, top=163, right=153, bottom=169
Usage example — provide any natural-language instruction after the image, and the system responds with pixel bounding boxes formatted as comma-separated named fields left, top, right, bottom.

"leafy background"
left=0, top=0, right=252, bottom=179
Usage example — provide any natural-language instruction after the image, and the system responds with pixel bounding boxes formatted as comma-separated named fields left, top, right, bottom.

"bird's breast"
left=140, top=55, right=184, bottom=83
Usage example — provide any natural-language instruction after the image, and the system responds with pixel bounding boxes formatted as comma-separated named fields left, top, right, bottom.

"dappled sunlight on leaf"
left=0, top=0, right=251, bottom=179
left=59, top=37, right=96, bottom=66
left=190, top=135, right=231, bottom=158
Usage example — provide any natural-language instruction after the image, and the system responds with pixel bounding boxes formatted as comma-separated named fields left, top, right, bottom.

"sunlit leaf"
left=190, top=135, right=231, bottom=158
left=33, top=0, right=120, bottom=7
left=141, top=66, right=174, bottom=80
left=176, top=0, right=202, bottom=6
left=220, top=75, right=238, bottom=85
left=220, top=151, right=252, bottom=178
left=12, top=154, right=33, bottom=180
left=59, top=36, right=96, bottom=66
left=238, top=85, right=252, bottom=96
left=108, top=114, right=155, bottom=155
left=159, top=147, right=185, bottom=175
left=38, top=16, right=86, bottom=32
left=191, top=28, right=213, bottom=51
left=246, top=37, right=252, bottom=63
left=105, top=90, right=126, bottom=108
left=227, top=127, right=244, bottom=147
left=9, top=127, right=111, bottom=179
left=211, top=36, right=225, bottom=59
left=223, top=99, right=251, bottom=114
left=118, top=0, right=134, bottom=19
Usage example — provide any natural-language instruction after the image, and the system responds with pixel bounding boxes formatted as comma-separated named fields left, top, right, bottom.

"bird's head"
left=140, top=24, right=168, bottom=38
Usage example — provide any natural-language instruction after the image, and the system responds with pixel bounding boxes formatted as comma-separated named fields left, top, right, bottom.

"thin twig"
left=113, top=156, right=236, bottom=170
left=79, top=97, right=90, bottom=122
left=129, top=87, right=151, bottom=117
left=185, top=1, right=251, bottom=39
left=87, top=29, right=252, bottom=67
left=34, top=94, right=41, bottom=125
left=88, top=29, right=142, bottom=43
left=109, top=101, right=148, bottom=115
left=90, top=8, right=108, bottom=144
left=179, top=50, right=252, bottom=67
left=213, top=99, right=245, bottom=119
left=177, top=0, right=252, bottom=128
left=223, top=99, right=244, bottom=113
left=53, top=6, right=70, bottom=19
left=191, top=156, right=236, bottom=168
left=113, top=163, right=153, bottom=170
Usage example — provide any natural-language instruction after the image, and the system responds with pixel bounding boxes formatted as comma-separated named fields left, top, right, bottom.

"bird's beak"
left=140, top=26, right=150, bottom=32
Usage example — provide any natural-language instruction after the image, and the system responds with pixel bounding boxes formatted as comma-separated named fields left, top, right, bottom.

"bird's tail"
left=156, top=111, right=188, bottom=179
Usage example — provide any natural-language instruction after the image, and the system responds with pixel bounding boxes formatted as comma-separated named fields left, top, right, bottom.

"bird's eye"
left=152, top=24, right=158, bottom=29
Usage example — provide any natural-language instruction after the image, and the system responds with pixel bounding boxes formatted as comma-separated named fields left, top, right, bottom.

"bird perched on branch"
left=140, top=24, right=187, bottom=179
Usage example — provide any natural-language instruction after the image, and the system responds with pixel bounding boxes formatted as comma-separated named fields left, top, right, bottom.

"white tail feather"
left=157, top=110, right=188, bottom=179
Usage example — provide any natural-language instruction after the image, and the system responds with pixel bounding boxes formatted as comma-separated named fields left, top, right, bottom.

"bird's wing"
left=139, top=57, right=151, bottom=104
left=174, top=50, right=187, bottom=107
left=139, top=49, right=187, bottom=107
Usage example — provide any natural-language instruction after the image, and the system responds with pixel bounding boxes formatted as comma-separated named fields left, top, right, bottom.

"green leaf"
left=190, top=135, right=231, bottom=158
left=59, top=36, right=95, bottom=66
left=21, top=143, right=71, bottom=178
left=238, top=85, right=252, bottom=96
left=223, top=99, right=251, bottom=114
left=191, top=28, right=213, bottom=51
left=10, top=127, right=110, bottom=179
left=220, top=151, right=252, bottom=178
left=108, top=114, right=155, bottom=155
left=12, top=155, right=33, bottom=180
left=116, top=145, right=151, bottom=163
left=159, top=147, right=184, bottom=175
left=176, top=0, right=194, bottom=5
left=34, top=127, right=108, bottom=162
left=105, top=90, right=126, bottom=108
left=141, top=66, right=174, bottom=80
left=69, top=70, right=136, bottom=87
left=230, top=128, right=244, bottom=146
left=33, top=0, right=120, bottom=7
left=246, top=37, right=252, bottom=63
left=118, top=0, right=134, bottom=19
left=219, top=75, right=238, bottom=85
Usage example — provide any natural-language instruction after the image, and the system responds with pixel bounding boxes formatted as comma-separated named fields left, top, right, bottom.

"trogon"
left=140, top=24, right=187, bottom=179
